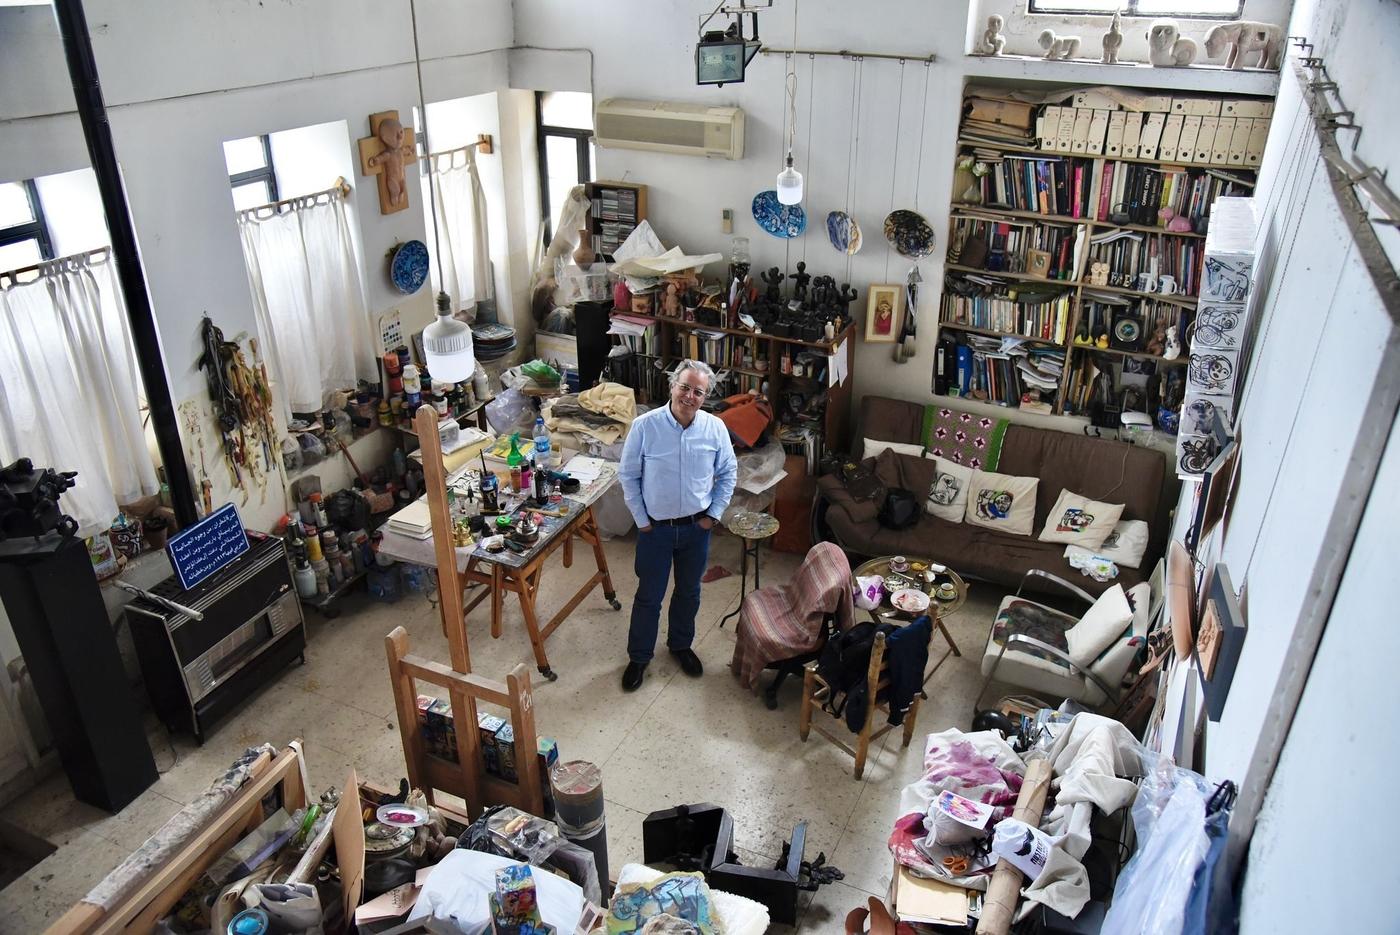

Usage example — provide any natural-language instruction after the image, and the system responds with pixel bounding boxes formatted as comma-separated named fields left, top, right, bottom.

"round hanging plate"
left=752, top=190, right=806, bottom=239
left=826, top=210, right=863, bottom=255
left=389, top=240, right=430, bottom=294
left=883, top=209, right=937, bottom=259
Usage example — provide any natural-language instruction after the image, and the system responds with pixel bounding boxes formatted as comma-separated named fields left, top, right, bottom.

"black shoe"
left=670, top=648, right=704, bottom=677
left=621, top=661, right=647, bottom=691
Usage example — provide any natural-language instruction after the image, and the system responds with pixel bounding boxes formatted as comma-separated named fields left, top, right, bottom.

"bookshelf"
left=937, top=84, right=1264, bottom=421
left=584, top=180, right=647, bottom=257
left=605, top=312, right=856, bottom=458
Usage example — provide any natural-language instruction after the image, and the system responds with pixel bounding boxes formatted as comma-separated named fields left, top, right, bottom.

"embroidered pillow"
left=1037, top=489, right=1125, bottom=550
left=925, top=457, right=974, bottom=523
left=963, top=470, right=1039, bottom=536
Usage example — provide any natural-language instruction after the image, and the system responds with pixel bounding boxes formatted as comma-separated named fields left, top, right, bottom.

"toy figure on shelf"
left=1102, top=11, right=1124, bottom=64
left=1163, top=325, right=1182, bottom=360
left=792, top=260, right=812, bottom=304
left=837, top=283, right=859, bottom=319
left=1095, top=333, right=1110, bottom=349
left=661, top=283, right=681, bottom=319
left=977, top=14, right=1006, bottom=56
left=1145, top=323, right=1167, bottom=356
left=761, top=266, right=785, bottom=304
left=1074, top=321, right=1093, bottom=346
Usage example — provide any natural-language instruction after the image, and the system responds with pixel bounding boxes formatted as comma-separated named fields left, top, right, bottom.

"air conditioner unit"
left=594, top=98, right=745, bottom=160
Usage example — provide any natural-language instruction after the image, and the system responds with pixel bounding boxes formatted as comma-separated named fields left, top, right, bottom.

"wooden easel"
left=385, top=626, right=544, bottom=819
left=413, top=406, right=620, bottom=680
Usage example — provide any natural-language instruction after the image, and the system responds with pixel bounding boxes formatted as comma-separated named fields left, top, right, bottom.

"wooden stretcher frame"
left=385, top=625, right=544, bottom=819
left=46, top=744, right=308, bottom=935
left=413, top=406, right=620, bottom=681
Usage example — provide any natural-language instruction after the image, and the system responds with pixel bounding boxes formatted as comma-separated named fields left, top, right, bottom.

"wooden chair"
left=799, top=628, right=925, bottom=780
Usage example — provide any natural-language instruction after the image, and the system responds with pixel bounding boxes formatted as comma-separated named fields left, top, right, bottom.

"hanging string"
left=885, top=59, right=907, bottom=284
left=802, top=52, right=815, bottom=265
left=846, top=56, right=865, bottom=283
left=914, top=60, right=932, bottom=213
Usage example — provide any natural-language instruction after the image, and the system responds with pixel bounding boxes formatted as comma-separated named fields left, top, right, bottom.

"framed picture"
left=1198, top=563, right=1247, bottom=721
left=1026, top=248, right=1052, bottom=279
left=864, top=284, right=904, bottom=343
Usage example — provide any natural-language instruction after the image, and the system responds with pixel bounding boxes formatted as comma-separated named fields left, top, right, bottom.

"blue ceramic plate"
left=390, top=240, right=430, bottom=294
left=883, top=209, right=936, bottom=259
left=752, top=190, right=806, bottom=239
left=826, top=210, right=863, bottom=255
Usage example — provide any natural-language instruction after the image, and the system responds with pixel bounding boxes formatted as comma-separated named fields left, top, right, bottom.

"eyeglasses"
left=675, top=384, right=708, bottom=399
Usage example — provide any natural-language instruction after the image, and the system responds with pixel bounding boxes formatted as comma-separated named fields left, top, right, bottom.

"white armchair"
left=975, top=563, right=1161, bottom=711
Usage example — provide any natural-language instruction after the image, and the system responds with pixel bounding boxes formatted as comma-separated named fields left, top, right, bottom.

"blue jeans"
left=627, top=523, right=711, bottom=663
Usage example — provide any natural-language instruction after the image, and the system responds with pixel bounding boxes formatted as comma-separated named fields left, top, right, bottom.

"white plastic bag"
left=990, top=818, right=1054, bottom=883
left=1101, top=753, right=1211, bottom=935
left=853, top=575, right=885, bottom=610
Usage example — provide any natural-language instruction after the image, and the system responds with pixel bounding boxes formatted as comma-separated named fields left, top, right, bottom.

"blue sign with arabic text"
left=165, top=502, right=249, bottom=592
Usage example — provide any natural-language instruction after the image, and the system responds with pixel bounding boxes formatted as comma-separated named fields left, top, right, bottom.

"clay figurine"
left=1038, top=29, right=1081, bottom=61
left=1163, top=325, right=1182, bottom=360
left=977, top=15, right=1006, bottom=56
left=837, top=283, right=859, bottom=318
left=661, top=283, right=681, bottom=318
left=1102, top=11, right=1124, bottom=64
left=1147, top=20, right=1197, bottom=67
left=1204, top=21, right=1283, bottom=70
left=761, top=266, right=785, bottom=304
left=792, top=261, right=812, bottom=304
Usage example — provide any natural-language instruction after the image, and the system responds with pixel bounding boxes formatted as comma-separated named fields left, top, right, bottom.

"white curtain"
left=238, top=191, right=375, bottom=417
left=428, top=147, right=492, bottom=312
left=0, top=254, right=159, bottom=535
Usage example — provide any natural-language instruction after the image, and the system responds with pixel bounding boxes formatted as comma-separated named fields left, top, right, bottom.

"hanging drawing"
left=1201, top=255, right=1253, bottom=302
left=1192, top=304, right=1245, bottom=349
left=1186, top=350, right=1237, bottom=395
left=358, top=110, right=416, bottom=215
left=1180, top=395, right=1234, bottom=437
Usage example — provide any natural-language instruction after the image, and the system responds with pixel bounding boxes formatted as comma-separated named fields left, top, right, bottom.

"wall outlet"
left=721, top=208, right=733, bottom=234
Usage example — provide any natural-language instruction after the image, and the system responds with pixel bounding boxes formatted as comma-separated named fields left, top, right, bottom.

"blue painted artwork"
left=883, top=209, right=936, bottom=259
left=165, top=503, right=249, bottom=592
left=751, top=190, right=806, bottom=239
left=826, top=210, right=863, bottom=255
left=390, top=239, right=430, bottom=294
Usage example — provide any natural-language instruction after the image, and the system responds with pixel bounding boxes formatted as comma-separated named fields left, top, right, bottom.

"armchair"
left=975, top=563, right=1162, bottom=712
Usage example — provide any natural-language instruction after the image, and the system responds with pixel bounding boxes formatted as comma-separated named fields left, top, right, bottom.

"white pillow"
left=1065, top=584, right=1134, bottom=668
left=1037, top=489, right=1125, bottom=550
left=963, top=470, right=1040, bottom=537
left=925, top=457, right=974, bottom=522
left=1097, top=519, right=1150, bottom=569
left=862, top=437, right=925, bottom=461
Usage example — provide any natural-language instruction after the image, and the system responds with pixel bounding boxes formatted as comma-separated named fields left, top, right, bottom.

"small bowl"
left=375, top=803, right=430, bottom=828
left=483, top=534, right=505, bottom=553
left=890, top=588, right=931, bottom=614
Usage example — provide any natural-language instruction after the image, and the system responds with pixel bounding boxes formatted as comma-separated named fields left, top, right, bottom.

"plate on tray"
left=890, top=588, right=931, bottom=615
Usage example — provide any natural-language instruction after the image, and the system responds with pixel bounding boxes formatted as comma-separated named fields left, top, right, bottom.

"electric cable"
left=885, top=59, right=907, bottom=284
left=802, top=51, right=815, bottom=265
left=914, top=59, right=931, bottom=214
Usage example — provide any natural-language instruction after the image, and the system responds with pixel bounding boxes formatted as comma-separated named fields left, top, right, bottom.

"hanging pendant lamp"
left=775, top=4, right=803, bottom=205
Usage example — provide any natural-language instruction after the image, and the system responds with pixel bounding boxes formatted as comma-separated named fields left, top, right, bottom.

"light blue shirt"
left=619, top=404, right=738, bottom=527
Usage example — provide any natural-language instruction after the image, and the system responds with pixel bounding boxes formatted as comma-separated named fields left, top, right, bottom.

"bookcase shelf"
left=584, top=180, right=647, bottom=257
left=939, top=83, right=1263, bottom=418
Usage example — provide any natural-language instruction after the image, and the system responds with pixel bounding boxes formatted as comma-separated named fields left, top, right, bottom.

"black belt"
left=651, top=512, right=707, bottom=526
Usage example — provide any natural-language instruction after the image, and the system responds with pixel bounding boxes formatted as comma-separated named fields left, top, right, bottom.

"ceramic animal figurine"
left=1088, top=262, right=1110, bottom=286
left=1148, top=20, right=1197, bottom=67
left=1095, top=333, right=1110, bottom=349
left=1039, top=29, right=1081, bottom=61
left=978, top=15, right=1006, bottom=56
left=1163, top=325, right=1182, bottom=360
left=1102, top=12, right=1124, bottom=64
left=1204, top=21, right=1283, bottom=70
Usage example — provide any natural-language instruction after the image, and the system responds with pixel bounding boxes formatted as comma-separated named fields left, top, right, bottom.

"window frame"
left=0, top=179, right=56, bottom=263
left=227, top=134, right=280, bottom=207
left=1026, top=0, right=1244, bottom=17
left=535, top=91, right=594, bottom=246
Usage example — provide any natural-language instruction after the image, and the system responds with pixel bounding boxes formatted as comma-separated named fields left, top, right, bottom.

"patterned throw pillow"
left=963, top=470, right=1039, bottom=536
left=1037, top=489, right=1125, bottom=550
left=925, top=457, right=974, bottom=523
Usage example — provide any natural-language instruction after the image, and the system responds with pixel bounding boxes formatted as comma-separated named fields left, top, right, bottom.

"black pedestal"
left=0, top=534, right=157, bottom=812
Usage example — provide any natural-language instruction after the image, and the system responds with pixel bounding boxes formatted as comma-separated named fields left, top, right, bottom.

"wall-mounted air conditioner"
left=593, top=98, right=745, bottom=160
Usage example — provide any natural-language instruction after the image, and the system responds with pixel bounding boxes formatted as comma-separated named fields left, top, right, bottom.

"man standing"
left=618, top=360, right=738, bottom=691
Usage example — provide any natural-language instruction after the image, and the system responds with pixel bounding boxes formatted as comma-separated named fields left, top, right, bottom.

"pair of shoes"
left=670, top=647, right=704, bottom=677
left=621, top=661, right=647, bottom=691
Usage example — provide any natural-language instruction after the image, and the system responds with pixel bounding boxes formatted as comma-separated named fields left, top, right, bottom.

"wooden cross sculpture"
left=358, top=110, right=416, bottom=215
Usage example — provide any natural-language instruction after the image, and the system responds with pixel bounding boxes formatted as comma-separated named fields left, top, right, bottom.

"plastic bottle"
left=402, top=364, right=422, bottom=395
left=506, top=434, right=523, bottom=467
left=533, top=417, right=553, bottom=470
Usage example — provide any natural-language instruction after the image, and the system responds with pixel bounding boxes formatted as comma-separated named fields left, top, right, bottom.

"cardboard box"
left=479, top=713, right=507, bottom=776
left=496, top=723, right=518, bottom=781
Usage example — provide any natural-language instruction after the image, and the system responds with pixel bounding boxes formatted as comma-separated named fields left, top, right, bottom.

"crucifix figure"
left=358, top=110, right=416, bottom=215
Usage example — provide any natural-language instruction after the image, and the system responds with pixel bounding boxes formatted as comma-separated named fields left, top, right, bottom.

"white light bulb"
left=423, top=292, right=477, bottom=383
left=776, top=153, right=803, bottom=206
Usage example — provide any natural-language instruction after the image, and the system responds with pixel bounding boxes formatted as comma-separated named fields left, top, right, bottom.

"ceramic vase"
left=573, top=227, right=595, bottom=267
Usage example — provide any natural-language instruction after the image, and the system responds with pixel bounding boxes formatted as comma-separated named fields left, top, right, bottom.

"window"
left=223, top=134, right=280, bottom=211
left=535, top=91, right=594, bottom=244
left=0, top=180, right=55, bottom=273
left=1028, top=0, right=1243, bottom=16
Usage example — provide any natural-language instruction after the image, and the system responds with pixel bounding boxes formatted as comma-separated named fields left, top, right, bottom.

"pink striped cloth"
left=730, top=541, right=854, bottom=691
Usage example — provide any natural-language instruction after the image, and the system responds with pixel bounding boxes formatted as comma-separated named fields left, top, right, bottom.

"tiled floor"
left=0, top=532, right=1002, bottom=932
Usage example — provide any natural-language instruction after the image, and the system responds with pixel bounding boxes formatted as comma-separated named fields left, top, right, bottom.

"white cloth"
left=428, top=147, right=492, bottom=310
left=407, top=849, right=583, bottom=933
left=0, top=254, right=159, bottom=534
left=238, top=191, right=375, bottom=417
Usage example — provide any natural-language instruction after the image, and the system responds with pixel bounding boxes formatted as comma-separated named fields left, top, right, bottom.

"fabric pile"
left=544, top=381, right=637, bottom=449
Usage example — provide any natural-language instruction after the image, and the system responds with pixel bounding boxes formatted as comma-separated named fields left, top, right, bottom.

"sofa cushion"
left=1065, top=584, right=1134, bottom=668
left=1037, top=489, right=1125, bottom=550
left=863, top=437, right=924, bottom=461
left=965, top=470, right=1039, bottom=536
left=1098, top=519, right=1151, bottom=569
left=923, top=457, right=974, bottom=523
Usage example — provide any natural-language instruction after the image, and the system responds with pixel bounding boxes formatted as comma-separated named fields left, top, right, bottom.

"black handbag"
left=877, top=488, right=921, bottom=530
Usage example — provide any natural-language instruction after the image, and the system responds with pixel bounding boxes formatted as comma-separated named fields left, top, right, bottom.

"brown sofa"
left=816, top=396, right=1167, bottom=597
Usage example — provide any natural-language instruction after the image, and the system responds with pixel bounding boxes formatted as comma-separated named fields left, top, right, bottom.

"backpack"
left=878, top=488, right=921, bottom=530
left=815, top=621, right=896, bottom=727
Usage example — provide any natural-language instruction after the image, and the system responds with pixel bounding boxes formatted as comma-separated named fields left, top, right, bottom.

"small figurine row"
left=976, top=13, right=1282, bottom=70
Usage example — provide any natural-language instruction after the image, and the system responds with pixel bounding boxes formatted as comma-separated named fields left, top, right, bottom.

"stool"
left=718, top=511, right=779, bottom=628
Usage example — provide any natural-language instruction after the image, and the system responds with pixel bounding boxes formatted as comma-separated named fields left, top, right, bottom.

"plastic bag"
left=990, top=818, right=1053, bottom=883
left=853, top=575, right=885, bottom=610
left=1101, top=752, right=1212, bottom=935
left=486, top=386, right=535, bottom=436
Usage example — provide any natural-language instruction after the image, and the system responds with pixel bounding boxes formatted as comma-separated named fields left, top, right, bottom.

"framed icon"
left=864, top=284, right=904, bottom=343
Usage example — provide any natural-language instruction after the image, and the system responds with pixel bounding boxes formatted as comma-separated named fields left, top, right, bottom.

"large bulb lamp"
left=776, top=151, right=803, bottom=205
left=423, top=291, right=476, bottom=382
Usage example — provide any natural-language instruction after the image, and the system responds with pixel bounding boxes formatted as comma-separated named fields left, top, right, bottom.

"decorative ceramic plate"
left=883, top=209, right=937, bottom=258
left=826, top=210, right=863, bottom=255
left=752, top=190, right=806, bottom=239
left=890, top=588, right=931, bottom=614
left=390, top=239, right=430, bottom=294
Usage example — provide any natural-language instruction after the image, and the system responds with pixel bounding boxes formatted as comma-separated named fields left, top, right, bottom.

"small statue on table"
left=761, top=266, right=785, bottom=305
left=791, top=260, right=812, bottom=305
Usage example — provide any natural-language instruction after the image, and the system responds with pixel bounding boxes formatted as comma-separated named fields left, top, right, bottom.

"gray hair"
left=669, top=359, right=715, bottom=392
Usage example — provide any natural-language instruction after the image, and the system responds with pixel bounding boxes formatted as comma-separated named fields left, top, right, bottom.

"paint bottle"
left=480, top=471, right=499, bottom=513
left=510, top=464, right=523, bottom=495
left=396, top=346, right=411, bottom=371
left=472, top=368, right=489, bottom=401
left=378, top=400, right=392, bottom=426
left=382, top=350, right=401, bottom=376
left=402, top=364, right=422, bottom=395
left=433, top=392, right=449, bottom=416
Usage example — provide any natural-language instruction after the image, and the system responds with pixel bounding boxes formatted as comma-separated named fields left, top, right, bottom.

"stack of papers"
left=893, top=865, right=970, bottom=927
left=563, top=456, right=608, bottom=485
left=386, top=499, right=433, bottom=540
